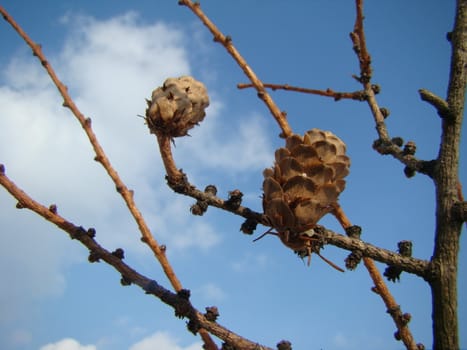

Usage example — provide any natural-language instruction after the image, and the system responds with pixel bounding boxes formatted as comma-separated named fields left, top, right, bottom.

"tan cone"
left=262, top=129, right=350, bottom=234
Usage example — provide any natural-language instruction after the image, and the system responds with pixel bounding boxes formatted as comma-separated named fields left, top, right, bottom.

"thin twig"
left=178, top=0, right=293, bottom=138
left=0, top=5, right=183, bottom=292
left=238, top=83, right=368, bottom=101
left=349, top=0, right=436, bottom=182
left=332, top=203, right=421, bottom=350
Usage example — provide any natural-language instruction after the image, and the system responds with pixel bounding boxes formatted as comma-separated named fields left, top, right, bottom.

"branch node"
left=177, top=288, right=191, bottom=300
left=345, top=250, right=363, bottom=270
left=48, top=204, right=57, bottom=213
left=88, top=250, right=101, bottom=263
left=345, top=225, right=362, bottom=239
left=70, top=226, right=86, bottom=240
left=403, top=141, right=417, bottom=156
left=401, top=312, right=412, bottom=325
left=144, top=280, right=159, bottom=294
left=186, top=319, right=200, bottom=335
left=276, top=340, right=292, bottom=350
left=225, top=189, right=243, bottom=210
left=380, top=107, right=390, bottom=119
left=0, top=164, right=4, bottom=174
left=391, top=137, right=404, bottom=147
left=120, top=275, right=132, bottom=286
left=404, top=166, right=417, bottom=178
left=15, top=201, right=25, bottom=209
left=240, top=217, right=258, bottom=235
left=87, top=227, right=96, bottom=238
left=371, top=84, right=381, bottom=94
left=204, top=306, right=220, bottom=321
left=111, top=248, right=125, bottom=260
left=384, top=241, right=413, bottom=282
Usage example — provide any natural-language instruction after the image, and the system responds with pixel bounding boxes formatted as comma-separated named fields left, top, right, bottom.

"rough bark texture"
left=430, top=1, right=466, bottom=349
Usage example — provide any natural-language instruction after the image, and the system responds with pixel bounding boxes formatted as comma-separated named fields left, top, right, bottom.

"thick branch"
left=429, top=1, right=466, bottom=349
left=178, top=0, right=293, bottom=138
left=0, top=166, right=272, bottom=350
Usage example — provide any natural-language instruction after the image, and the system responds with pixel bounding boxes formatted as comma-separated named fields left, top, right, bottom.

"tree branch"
left=178, top=0, right=293, bottom=138
left=349, top=0, right=436, bottom=181
left=418, top=89, right=451, bottom=119
left=237, top=83, right=369, bottom=101
left=0, top=165, right=273, bottom=350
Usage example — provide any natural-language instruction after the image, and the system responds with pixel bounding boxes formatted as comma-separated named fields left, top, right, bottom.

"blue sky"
left=0, top=1, right=465, bottom=350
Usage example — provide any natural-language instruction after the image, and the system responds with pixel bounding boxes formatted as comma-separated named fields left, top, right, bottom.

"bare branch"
left=178, top=0, right=293, bottom=138
left=0, top=166, right=273, bottom=350
left=349, top=0, right=437, bottom=182
left=237, top=83, right=369, bottom=101
left=418, top=89, right=451, bottom=119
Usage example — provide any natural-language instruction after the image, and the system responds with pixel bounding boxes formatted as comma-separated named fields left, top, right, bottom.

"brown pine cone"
left=146, top=76, right=209, bottom=137
left=262, top=129, right=350, bottom=234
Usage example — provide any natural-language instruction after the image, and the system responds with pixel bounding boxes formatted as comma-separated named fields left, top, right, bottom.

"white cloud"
left=129, top=331, right=201, bottom=350
left=40, top=338, right=96, bottom=350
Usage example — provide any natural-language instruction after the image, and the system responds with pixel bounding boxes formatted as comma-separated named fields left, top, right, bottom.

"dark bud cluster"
left=120, top=276, right=132, bottom=286
left=380, top=107, right=390, bottom=119
left=225, top=189, right=243, bottom=210
left=345, top=250, right=363, bottom=270
left=384, top=241, right=413, bottom=282
left=177, top=288, right=191, bottom=300
left=186, top=319, right=200, bottom=335
left=204, top=306, right=219, bottom=321
left=345, top=225, right=362, bottom=239
left=190, top=201, right=208, bottom=216
left=112, top=248, right=125, bottom=260
left=277, top=340, right=292, bottom=350
left=403, top=141, right=417, bottom=156
left=404, top=166, right=416, bottom=178
left=240, top=217, right=257, bottom=235
left=88, top=250, right=101, bottom=263
left=391, top=137, right=404, bottom=147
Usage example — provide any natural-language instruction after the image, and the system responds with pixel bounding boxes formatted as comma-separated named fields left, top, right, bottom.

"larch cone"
left=262, top=128, right=350, bottom=235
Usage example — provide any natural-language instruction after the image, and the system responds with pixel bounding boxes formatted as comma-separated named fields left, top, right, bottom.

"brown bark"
left=430, top=1, right=466, bottom=349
